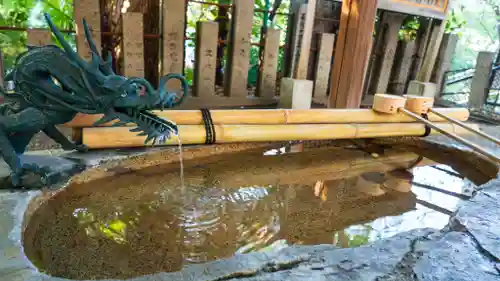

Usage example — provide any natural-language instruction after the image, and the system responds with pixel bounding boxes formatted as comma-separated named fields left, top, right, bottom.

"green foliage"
left=0, top=0, right=74, bottom=74
left=449, top=0, right=500, bottom=71
left=445, top=9, right=467, bottom=35
left=184, top=0, right=289, bottom=86
left=398, top=16, right=419, bottom=42
left=347, top=234, right=370, bottom=247
left=247, top=0, right=289, bottom=86
left=0, top=1, right=28, bottom=73
left=184, top=67, right=194, bottom=86
left=333, top=225, right=373, bottom=248
left=398, top=8, right=467, bottom=42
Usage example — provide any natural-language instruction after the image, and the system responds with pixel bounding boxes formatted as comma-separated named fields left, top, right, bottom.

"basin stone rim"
left=15, top=137, right=500, bottom=281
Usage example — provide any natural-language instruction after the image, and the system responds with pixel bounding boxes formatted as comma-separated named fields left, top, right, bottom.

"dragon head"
left=43, top=13, right=189, bottom=145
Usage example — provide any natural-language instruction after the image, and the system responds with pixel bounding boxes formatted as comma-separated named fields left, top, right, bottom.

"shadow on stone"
left=0, top=155, right=85, bottom=190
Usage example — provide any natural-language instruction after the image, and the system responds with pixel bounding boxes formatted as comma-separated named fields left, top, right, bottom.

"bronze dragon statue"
left=0, top=13, right=188, bottom=188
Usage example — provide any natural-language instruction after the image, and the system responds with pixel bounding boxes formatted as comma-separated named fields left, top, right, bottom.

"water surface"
left=23, top=145, right=492, bottom=280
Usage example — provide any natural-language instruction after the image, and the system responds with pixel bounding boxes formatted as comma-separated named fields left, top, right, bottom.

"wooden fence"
left=0, top=0, right=456, bottom=110
left=362, top=12, right=457, bottom=105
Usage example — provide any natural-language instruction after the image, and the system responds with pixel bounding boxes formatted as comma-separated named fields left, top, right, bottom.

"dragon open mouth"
left=96, top=108, right=179, bottom=145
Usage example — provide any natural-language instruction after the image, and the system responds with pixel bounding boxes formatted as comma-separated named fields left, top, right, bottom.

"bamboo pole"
left=428, top=108, right=500, bottom=145
left=82, top=122, right=476, bottom=149
left=399, top=108, right=500, bottom=164
left=64, top=108, right=470, bottom=127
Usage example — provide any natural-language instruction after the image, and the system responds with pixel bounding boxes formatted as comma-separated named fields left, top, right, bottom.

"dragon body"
left=0, top=13, right=188, bottom=188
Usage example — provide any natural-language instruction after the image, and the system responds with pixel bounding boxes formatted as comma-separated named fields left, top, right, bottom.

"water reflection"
left=23, top=147, right=490, bottom=280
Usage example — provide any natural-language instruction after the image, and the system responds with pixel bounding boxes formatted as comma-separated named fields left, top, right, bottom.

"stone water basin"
left=16, top=139, right=499, bottom=281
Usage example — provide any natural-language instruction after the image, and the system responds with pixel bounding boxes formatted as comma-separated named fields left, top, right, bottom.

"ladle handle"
left=428, top=108, right=500, bottom=146
left=399, top=108, right=500, bottom=164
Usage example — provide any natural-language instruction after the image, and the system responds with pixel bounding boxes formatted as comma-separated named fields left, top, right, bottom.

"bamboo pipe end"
left=404, top=95, right=435, bottom=114
left=372, top=94, right=406, bottom=114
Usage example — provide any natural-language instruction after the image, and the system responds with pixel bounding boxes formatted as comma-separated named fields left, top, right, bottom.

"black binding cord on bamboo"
left=201, top=108, right=216, bottom=144
left=421, top=113, right=431, bottom=137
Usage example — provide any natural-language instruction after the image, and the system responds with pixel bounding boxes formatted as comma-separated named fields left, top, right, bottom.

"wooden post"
left=308, top=0, right=340, bottom=81
left=469, top=51, right=495, bottom=109
left=293, top=0, right=317, bottom=80
left=27, top=29, right=52, bottom=46
left=416, top=20, right=446, bottom=82
left=122, top=13, right=145, bottom=77
left=162, top=0, right=186, bottom=89
left=257, top=28, right=280, bottom=98
left=279, top=78, right=313, bottom=109
left=313, top=33, right=335, bottom=100
left=363, top=11, right=386, bottom=99
left=194, top=21, right=218, bottom=97
left=408, top=18, right=432, bottom=82
left=282, top=0, right=306, bottom=78
left=288, top=4, right=307, bottom=78
left=329, top=0, right=378, bottom=108
left=74, top=0, right=101, bottom=61
left=407, top=81, right=438, bottom=98
left=279, top=0, right=317, bottom=112
left=431, top=33, right=458, bottom=96
left=225, top=0, right=254, bottom=97
left=373, top=13, right=406, bottom=94
left=389, top=40, right=416, bottom=95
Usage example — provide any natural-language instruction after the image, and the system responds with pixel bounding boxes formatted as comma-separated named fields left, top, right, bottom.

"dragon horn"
left=82, top=18, right=102, bottom=70
left=43, top=14, right=87, bottom=70
left=102, top=52, right=116, bottom=75
left=43, top=13, right=105, bottom=82
left=82, top=18, right=115, bottom=76
left=82, top=18, right=100, bottom=56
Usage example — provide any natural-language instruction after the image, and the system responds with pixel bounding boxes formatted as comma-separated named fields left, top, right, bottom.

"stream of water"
left=176, top=133, right=185, bottom=190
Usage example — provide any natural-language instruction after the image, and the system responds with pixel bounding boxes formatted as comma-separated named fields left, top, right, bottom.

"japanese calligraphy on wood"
left=74, top=0, right=101, bottom=61
left=27, top=29, right=52, bottom=46
left=122, top=13, right=145, bottom=78
left=194, top=21, right=218, bottom=97
left=225, top=0, right=254, bottom=97
left=257, top=28, right=280, bottom=99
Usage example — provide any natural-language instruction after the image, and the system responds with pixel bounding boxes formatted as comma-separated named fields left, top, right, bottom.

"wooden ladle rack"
left=372, top=93, right=500, bottom=164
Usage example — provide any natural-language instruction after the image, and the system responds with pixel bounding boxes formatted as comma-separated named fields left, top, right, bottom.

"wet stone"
left=62, top=147, right=166, bottom=167
left=133, top=229, right=437, bottom=281
left=452, top=179, right=500, bottom=260
left=414, top=231, right=500, bottom=281
left=0, top=192, right=39, bottom=280
left=0, top=154, right=84, bottom=189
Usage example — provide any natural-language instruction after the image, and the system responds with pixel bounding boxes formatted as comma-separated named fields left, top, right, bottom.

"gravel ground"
left=26, top=127, right=73, bottom=151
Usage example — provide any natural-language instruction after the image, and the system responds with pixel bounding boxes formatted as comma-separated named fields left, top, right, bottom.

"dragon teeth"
left=129, top=127, right=142, bottom=132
